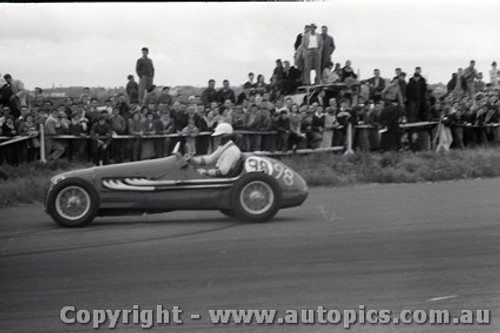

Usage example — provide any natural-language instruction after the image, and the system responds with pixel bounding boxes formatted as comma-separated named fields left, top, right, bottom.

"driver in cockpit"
left=187, top=123, right=241, bottom=177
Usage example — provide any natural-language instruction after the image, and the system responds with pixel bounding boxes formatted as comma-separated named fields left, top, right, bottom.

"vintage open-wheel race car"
left=44, top=142, right=309, bottom=227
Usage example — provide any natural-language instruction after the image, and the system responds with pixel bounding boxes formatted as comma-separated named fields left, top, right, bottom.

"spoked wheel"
left=230, top=173, right=281, bottom=223
left=46, top=179, right=99, bottom=227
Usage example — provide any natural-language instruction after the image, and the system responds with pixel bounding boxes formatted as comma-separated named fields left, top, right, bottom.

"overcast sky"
left=2, top=1, right=499, bottom=90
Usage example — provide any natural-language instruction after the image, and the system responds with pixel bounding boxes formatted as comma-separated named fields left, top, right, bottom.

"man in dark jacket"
left=217, top=80, right=236, bottom=104
left=136, top=47, right=154, bottom=105
left=379, top=102, right=405, bottom=151
left=406, top=67, right=428, bottom=122
left=201, top=79, right=218, bottom=107
left=282, top=60, right=302, bottom=95
left=273, top=110, right=290, bottom=152
left=125, top=75, right=139, bottom=104
left=320, top=25, right=336, bottom=72
left=366, top=69, right=386, bottom=101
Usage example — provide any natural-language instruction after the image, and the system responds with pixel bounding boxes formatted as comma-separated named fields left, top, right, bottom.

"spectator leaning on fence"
left=44, top=108, right=65, bottom=161
left=19, top=114, right=40, bottom=162
left=90, top=113, right=113, bottom=165
left=109, top=107, right=126, bottom=163
left=154, top=110, right=174, bottom=157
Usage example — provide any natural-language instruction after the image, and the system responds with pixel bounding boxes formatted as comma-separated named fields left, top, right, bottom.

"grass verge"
left=2, top=147, right=500, bottom=208
left=276, top=147, right=500, bottom=186
left=0, top=160, right=92, bottom=208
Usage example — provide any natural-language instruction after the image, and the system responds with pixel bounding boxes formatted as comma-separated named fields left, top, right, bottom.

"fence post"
left=344, top=122, right=354, bottom=155
left=40, top=123, right=46, bottom=163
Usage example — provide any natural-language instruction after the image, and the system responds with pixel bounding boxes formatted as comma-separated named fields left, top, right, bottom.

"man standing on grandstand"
left=489, top=62, right=499, bottom=87
left=301, top=23, right=323, bottom=85
left=294, top=25, right=310, bottom=80
left=463, top=60, right=478, bottom=98
left=136, top=47, right=155, bottom=105
left=320, top=26, right=336, bottom=73
left=3, top=74, right=27, bottom=119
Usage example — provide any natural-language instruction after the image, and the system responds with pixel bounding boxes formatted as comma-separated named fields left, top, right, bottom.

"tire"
left=46, top=178, right=99, bottom=227
left=230, top=172, right=282, bottom=223
left=219, top=209, right=236, bottom=218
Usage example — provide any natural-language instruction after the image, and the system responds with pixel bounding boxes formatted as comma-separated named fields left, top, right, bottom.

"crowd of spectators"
left=1, top=40, right=500, bottom=166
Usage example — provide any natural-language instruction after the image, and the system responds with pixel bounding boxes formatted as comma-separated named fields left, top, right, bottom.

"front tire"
left=230, top=173, right=281, bottom=223
left=46, top=178, right=99, bottom=227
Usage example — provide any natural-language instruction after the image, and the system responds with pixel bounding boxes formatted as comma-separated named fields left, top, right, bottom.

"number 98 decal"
left=244, top=156, right=294, bottom=186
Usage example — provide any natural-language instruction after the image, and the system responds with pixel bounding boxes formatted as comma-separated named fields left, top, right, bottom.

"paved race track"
left=1, top=178, right=499, bottom=332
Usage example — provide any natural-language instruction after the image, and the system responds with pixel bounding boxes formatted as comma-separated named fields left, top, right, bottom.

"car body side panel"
left=46, top=153, right=308, bottom=216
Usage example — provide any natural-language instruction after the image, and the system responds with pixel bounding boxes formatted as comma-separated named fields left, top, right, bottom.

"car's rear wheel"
left=46, top=179, right=99, bottom=227
left=230, top=173, right=281, bottom=223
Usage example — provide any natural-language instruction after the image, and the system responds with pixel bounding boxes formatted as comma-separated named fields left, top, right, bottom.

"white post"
left=344, top=122, right=354, bottom=155
left=40, top=123, right=46, bottom=163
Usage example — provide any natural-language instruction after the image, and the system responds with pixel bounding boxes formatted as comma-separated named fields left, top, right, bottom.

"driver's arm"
left=190, top=147, right=221, bottom=166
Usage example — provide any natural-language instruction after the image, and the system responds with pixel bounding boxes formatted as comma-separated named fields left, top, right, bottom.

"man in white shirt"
left=188, top=123, right=242, bottom=177
left=300, top=23, right=323, bottom=85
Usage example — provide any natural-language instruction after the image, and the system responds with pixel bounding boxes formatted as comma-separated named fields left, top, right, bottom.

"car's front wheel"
left=46, top=179, right=99, bottom=227
left=230, top=173, right=281, bottom=223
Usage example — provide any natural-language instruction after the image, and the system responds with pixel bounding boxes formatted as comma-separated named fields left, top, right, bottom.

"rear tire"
left=230, top=172, right=281, bottom=223
left=46, top=178, right=99, bottom=227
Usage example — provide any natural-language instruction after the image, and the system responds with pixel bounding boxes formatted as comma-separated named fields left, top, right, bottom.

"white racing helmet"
left=211, top=122, right=233, bottom=137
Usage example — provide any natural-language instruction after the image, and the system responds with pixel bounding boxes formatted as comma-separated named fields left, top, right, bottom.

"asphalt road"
left=1, top=178, right=499, bottom=332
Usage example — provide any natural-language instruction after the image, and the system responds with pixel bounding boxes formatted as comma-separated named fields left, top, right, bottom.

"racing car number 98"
left=244, top=156, right=294, bottom=186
